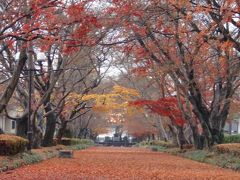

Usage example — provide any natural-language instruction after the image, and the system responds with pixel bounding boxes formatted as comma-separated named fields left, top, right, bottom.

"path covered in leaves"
left=1, top=147, right=240, bottom=180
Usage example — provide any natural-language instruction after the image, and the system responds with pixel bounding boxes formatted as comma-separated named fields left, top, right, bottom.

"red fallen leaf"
left=1, top=147, right=240, bottom=179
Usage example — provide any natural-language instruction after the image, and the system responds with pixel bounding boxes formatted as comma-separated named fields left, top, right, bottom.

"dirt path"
left=1, top=147, right=240, bottom=180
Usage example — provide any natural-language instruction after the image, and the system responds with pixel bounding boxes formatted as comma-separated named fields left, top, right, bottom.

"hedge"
left=0, top=134, right=28, bottom=155
left=139, top=140, right=175, bottom=148
left=59, top=138, right=94, bottom=146
left=224, top=134, right=240, bottom=143
left=214, top=143, right=240, bottom=156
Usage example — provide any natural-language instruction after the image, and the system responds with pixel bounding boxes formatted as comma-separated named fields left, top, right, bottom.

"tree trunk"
left=190, top=126, right=205, bottom=149
left=156, top=116, right=168, bottom=141
left=42, top=102, right=56, bottom=147
left=57, top=122, right=67, bottom=144
left=16, top=116, right=28, bottom=137
left=168, top=125, right=178, bottom=146
left=211, top=128, right=224, bottom=144
left=31, top=110, right=43, bottom=149
left=0, top=48, right=27, bottom=113
left=176, top=126, right=189, bottom=149
left=187, top=70, right=232, bottom=148
left=32, top=127, right=42, bottom=149
left=191, top=104, right=230, bottom=148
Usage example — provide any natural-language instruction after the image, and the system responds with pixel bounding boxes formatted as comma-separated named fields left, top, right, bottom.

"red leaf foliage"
left=129, top=97, right=185, bottom=126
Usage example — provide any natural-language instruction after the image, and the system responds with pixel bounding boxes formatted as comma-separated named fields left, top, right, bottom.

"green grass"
left=137, top=140, right=174, bottom=148
left=173, top=150, right=240, bottom=171
left=1, top=159, right=9, bottom=168
left=21, top=152, right=43, bottom=164
left=183, top=150, right=208, bottom=162
left=138, top=140, right=240, bottom=171
left=151, top=145, right=167, bottom=152
left=12, top=161, right=21, bottom=169
left=68, top=144, right=89, bottom=150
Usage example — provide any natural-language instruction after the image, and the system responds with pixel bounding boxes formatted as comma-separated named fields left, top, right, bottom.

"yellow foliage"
left=65, top=85, right=140, bottom=114
left=112, top=85, right=140, bottom=97
left=126, top=105, right=144, bottom=117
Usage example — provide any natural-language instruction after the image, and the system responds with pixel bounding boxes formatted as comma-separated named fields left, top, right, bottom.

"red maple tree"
left=129, top=97, right=185, bottom=127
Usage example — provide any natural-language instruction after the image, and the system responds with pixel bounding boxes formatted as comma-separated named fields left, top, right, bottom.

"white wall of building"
left=238, top=120, right=240, bottom=134
left=0, top=112, right=17, bottom=134
left=0, top=116, right=6, bottom=131
left=5, top=119, right=16, bottom=134
left=224, top=119, right=240, bottom=134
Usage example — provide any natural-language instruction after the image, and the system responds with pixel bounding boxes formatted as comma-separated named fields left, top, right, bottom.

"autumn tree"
left=0, top=0, right=104, bottom=148
left=108, top=50, right=193, bottom=147
left=0, top=0, right=66, bottom=112
left=52, top=46, right=110, bottom=144
left=101, top=0, right=240, bottom=148
left=109, top=55, right=179, bottom=141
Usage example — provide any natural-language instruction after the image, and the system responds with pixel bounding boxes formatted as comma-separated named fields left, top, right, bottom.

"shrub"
left=0, top=134, right=28, bottom=155
left=137, top=140, right=149, bottom=147
left=77, top=139, right=94, bottom=145
left=12, top=161, right=21, bottom=169
left=151, top=147, right=158, bottom=151
left=60, top=138, right=94, bottom=146
left=151, top=145, right=167, bottom=152
left=152, top=140, right=175, bottom=148
left=224, top=134, right=240, bottom=143
left=208, top=153, right=240, bottom=170
left=21, top=152, right=43, bottom=164
left=60, top=138, right=72, bottom=146
left=138, top=140, right=175, bottom=148
left=182, top=144, right=194, bottom=149
left=63, top=129, right=73, bottom=138
left=184, top=150, right=208, bottom=162
left=70, top=138, right=83, bottom=145
left=231, top=161, right=240, bottom=170
left=214, top=143, right=240, bottom=156
left=69, top=144, right=88, bottom=150
left=52, top=138, right=58, bottom=146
